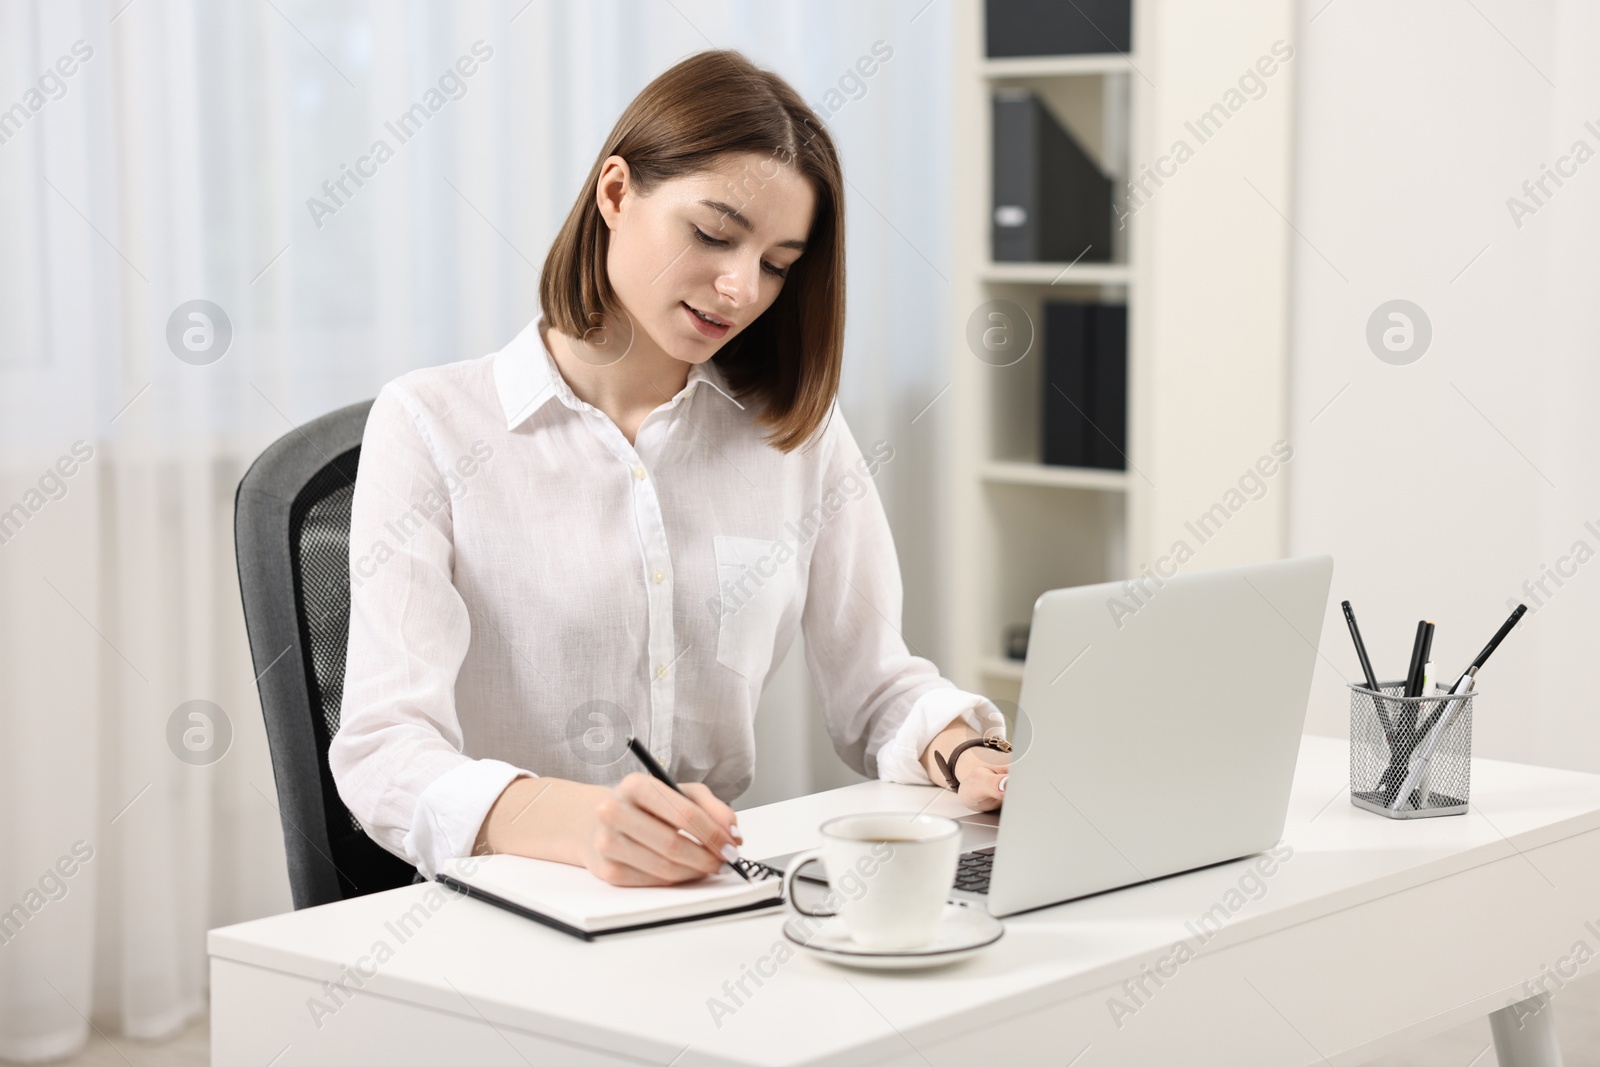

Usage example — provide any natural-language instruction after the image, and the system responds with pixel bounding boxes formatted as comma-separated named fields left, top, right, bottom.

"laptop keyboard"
left=953, top=847, right=994, bottom=894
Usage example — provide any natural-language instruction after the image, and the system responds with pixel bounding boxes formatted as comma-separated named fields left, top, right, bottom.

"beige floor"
left=9, top=978, right=1600, bottom=1065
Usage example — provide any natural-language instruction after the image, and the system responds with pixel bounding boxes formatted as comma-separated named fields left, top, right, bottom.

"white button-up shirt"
left=329, top=318, right=1003, bottom=877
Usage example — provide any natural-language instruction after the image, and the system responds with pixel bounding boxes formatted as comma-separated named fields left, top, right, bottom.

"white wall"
left=1132, top=0, right=1298, bottom=573
left=1288, top=0, right=1600, bottom=771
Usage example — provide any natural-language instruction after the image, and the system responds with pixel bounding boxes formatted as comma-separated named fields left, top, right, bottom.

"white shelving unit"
left=980, top=54, right=1131, bottom=79
left=978, top=261, right=1131, bottom=286
left=979, top=460, right=1128, bottom=492
left=945, top=0, right=1298, bottom=704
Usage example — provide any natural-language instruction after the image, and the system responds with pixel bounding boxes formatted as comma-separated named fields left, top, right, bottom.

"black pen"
left=1341, top=601, right=1391, bottom=736
left=1453, top=603, right=1527, bottom=689
left=1410, top=606, right=1527, bottom=755
left=1341, top=601, right=1382, bottom=692
left=624, top=735, right=750, bottom=882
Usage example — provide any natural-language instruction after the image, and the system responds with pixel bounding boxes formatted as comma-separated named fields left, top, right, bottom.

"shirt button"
left=656, top=664, right=670, bottom=679
left=632, top=465, right=646, bottom=481
left=652, top=569, right=666, bottom=584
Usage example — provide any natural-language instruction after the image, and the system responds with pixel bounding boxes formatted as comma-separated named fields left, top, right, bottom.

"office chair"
left=234, top=398, right=418, bottom=909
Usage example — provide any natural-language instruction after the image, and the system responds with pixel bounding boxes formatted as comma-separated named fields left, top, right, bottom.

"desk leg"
left=1488, top=994, right=1564, bottom=1067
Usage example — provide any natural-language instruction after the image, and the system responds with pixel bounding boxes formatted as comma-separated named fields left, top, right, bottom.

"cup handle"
left=781, top=849, right=835, bottom=918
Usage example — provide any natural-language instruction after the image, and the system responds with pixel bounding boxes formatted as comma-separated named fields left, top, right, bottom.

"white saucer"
left=781, top=902, right=1004, bottom=970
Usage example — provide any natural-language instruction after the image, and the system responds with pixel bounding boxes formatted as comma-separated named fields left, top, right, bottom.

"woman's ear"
left=595, top=155, right=631, bottom=231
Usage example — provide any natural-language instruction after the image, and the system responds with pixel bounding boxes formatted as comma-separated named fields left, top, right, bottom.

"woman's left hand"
left=954, top=747, right=1008, bottom=812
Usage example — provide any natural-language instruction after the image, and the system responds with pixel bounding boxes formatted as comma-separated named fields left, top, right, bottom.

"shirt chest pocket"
left=713, top=535, right=800, bottom=683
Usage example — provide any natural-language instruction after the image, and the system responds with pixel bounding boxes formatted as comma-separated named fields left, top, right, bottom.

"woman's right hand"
left=581, top=773, right=743, bottom=886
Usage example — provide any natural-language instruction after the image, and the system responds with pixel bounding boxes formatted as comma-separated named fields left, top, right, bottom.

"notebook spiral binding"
left=732, top=857, right=781, bottom=881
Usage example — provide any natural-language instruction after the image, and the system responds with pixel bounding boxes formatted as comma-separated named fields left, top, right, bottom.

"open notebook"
left=436, top=854, right=785, bottom=941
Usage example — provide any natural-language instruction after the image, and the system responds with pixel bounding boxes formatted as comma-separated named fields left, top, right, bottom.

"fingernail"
left=721, top=843, right=741, bottom=863
left=730, top=824, right=742, bottom=841
left=999, top=776, right=1008, bottom=793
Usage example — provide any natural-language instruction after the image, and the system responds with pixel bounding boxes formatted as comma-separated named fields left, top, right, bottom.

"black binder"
left=985, top=0, right=1132, bottom=57
left=992, top=91, right=1113, bottom=263
left=1042, top=302, right=1126, bottom=470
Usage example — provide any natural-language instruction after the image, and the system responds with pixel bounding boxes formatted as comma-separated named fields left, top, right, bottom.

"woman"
left=330, top=50, right=1008, bottom=889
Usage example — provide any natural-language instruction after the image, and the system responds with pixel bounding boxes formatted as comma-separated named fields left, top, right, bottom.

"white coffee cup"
left=782, top=812, right=960, bottom=951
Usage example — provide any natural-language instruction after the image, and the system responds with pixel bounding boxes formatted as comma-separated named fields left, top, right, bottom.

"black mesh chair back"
left=234, top=399, right=418, bottom=909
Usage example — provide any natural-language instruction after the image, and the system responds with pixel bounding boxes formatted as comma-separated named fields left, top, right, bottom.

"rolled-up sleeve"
left=328, top=382, right=533, bottom=878
left=800, top=410, right=1005, bottom=785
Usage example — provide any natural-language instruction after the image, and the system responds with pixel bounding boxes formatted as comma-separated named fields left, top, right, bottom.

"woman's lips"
left=682, top=302, right=731, bottom=339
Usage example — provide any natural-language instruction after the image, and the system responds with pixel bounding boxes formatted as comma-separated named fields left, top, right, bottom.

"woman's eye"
left=693, top=225, right=787, bottom=280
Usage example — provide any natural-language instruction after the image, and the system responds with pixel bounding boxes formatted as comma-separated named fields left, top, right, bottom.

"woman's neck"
left=541, top=318, right=696, bottom=443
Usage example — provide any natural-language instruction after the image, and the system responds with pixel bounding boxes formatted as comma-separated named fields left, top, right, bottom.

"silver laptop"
left=769, top=556, right=1333, bottom=918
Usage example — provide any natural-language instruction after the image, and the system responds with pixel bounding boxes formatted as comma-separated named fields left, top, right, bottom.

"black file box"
left=992, top=91, right=1113, bottom=263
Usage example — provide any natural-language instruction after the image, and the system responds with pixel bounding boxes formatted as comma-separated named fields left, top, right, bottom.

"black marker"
left=1415, top=622, right=1436, bottom=694
left=1379, top=620, right=1435, bottom=800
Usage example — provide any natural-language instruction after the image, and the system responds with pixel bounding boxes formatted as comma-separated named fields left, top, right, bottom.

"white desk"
left=211, top=735, right=1600, bottom=1066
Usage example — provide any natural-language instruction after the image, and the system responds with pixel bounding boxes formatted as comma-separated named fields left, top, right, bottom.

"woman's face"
left=596, top=150, right=816, bottom=364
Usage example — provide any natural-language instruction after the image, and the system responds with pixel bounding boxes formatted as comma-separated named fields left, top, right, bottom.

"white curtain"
left=0, top=0, right=954, bottom=1056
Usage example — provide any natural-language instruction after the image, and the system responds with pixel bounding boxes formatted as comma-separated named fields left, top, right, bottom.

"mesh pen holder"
left=1350, top=680, right=1475, bottom=819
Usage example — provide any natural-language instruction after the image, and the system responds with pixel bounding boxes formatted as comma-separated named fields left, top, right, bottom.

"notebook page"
left=440, top=854, right=781, bottom=932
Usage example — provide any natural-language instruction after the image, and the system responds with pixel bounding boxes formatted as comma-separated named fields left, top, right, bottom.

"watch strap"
left=935, top=736, right=1012, bottom=790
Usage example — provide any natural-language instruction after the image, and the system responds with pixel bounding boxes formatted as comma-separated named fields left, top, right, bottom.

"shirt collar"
left=493, top=317, right=743, bottom=431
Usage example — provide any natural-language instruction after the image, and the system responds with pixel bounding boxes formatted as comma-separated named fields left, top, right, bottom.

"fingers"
left=680, top=782, right=740, bottom=841
left=624, top=774, right=739, bottom=858
left=593, top=821, right=716, bottom=885
left=959, top=753, right=1010, bottom=784
left=591, top=789, right=721, bottom=884
left=959, top=758, right=1009, bottom=813
left=611, top=774, right=736, bottom=872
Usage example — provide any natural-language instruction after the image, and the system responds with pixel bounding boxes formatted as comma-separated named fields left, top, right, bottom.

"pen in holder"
left=1349, top=679, right=1475, bottom=819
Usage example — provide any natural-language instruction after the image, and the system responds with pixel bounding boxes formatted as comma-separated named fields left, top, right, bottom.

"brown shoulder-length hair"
left=539, top=50, right=845, bottom=454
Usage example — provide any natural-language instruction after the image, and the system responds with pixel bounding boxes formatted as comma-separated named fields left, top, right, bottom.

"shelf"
left=982, top=54, right=1135, bottom=80
left=981, top=657, right=1027, bottom=681
left=981, top=461, right=1128, bottom=492
left=950, top=0, right=1296, bottom=701
left=980, top=261, right=1131, bottom=286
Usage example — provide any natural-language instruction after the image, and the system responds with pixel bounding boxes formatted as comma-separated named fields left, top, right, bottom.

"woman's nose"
left=715, top=258, right=760, bottom=308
